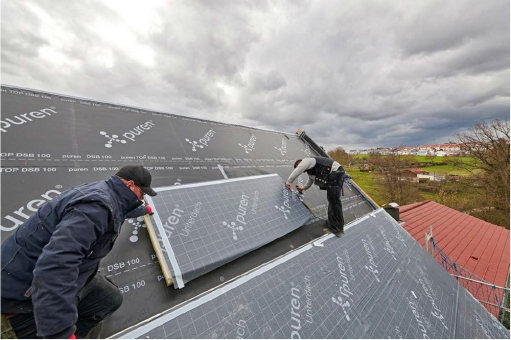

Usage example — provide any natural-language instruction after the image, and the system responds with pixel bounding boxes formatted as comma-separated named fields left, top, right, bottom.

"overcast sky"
left=2, top=0, right=509, bottom=151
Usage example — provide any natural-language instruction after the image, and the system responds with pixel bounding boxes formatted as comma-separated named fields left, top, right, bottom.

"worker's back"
left=1, top=176, right=140, bottom=315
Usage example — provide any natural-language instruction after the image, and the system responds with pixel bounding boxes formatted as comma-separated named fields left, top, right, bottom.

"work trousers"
left=326, top=170, right=345, bottom=231
left=9, top=274, right=122, bottom=339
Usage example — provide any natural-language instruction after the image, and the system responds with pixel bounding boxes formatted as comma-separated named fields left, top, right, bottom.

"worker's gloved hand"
left=296, top=185, right=304, bottom=191
left=285, top=183, right=293, bottom=191
left=146, top=204, right=154, bottom=215
left=68, top=335, right=76, bottom=339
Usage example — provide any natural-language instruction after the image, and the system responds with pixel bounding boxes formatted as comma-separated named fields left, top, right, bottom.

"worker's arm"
left=32, top=202, right=110, bottom=339
left=286, top=158, right=315, bottom=186
left=126, top=203, right=152, bottom=218
left=302, top=176, right=314, bottom=191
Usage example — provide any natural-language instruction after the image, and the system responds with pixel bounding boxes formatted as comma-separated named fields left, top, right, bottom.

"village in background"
left=327, top=119, right=510, bottom=229
left=348, top=142, right=463, bottom=157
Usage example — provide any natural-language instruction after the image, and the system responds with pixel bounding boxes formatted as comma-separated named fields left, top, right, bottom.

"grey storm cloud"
left=1, top=0, right=509, bottom=150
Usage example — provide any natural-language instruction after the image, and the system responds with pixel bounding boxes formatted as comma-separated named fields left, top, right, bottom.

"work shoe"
left=333, top=227, right=344, bottom=237
left=323, top=226, right=343, bottom=237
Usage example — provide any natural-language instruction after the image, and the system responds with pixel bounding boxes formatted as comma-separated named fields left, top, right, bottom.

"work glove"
left=68, top=335, right=76, bottom=339
left=296, top=185, right=304, bottom=191
left=146, top=204, right=154, bottom=215
left=285, top=183, right=293, bottom=191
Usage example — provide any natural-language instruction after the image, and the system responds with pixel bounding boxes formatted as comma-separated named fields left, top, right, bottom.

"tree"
left=328, top=147, right=354, bottom=166
left=456, top=119, right=510, bottom=228
left=371, top=154, right=420, bottom=205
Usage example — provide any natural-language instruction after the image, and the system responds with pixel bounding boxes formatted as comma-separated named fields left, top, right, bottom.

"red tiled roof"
left=410, top=168, right=427, bottom=174
left=399, top=200, right=510, bottom=289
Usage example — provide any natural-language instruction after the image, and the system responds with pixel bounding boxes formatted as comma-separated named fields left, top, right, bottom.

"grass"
left=354, top=154, right=474, bottom=164
left=347, top=167, right=387, bottom=205
left=353, top=155, right=478, bottom=176
left=347, top=156, right=478, bottom=206
left=419, top=164, right=477, bottom=177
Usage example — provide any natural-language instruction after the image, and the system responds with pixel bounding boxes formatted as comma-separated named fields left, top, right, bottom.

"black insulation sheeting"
left=116, top=209, right=510, bottom=339
left=0, top=86, right=374, bottom=336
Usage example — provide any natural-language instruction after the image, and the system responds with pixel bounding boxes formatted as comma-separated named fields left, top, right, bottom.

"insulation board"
left=146, top=174, right=312, bottom=288
left=115, top=209, right=510, bottom=339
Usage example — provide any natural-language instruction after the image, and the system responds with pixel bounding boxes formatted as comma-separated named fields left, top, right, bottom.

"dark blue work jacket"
left=1, top=176, right=147, bottom=338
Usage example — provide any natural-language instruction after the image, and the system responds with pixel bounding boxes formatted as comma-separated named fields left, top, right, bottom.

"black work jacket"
left=1, top=176, right=147, bottom=338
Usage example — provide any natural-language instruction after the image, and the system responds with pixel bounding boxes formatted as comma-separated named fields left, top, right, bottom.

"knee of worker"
left=96, top=278, right=124, bottom=316
left=106, top=285, right=124, bottom=314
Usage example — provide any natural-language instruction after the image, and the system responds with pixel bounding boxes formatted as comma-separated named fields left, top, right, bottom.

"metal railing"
left=429, top=237, right=510, bottom=328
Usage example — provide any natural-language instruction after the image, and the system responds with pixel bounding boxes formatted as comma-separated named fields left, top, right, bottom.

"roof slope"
left=115, top=209, right=510, bottom=339
left=399, top=200, right=510, bottom=288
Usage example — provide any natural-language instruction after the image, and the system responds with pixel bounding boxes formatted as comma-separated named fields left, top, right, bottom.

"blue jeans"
left=9, top=274, right=122, bottom=339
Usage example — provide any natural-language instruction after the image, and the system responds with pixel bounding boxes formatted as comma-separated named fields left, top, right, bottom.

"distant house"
left=398, top=169, right=418, bottom=182
left=448, top=174, right=461, bottom=181
left=435, top=150, right=447, bottom=157
left=410, top=168, right=428, bottom=175
left=399, top=200, right=510, bottom=317
left=417, top=173, right=445, bottom=181
left=417, top=150, right=429, bottom=156
left=359, top=163, right=374, bottom=172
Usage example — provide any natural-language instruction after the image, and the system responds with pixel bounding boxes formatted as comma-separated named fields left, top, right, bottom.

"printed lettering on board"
left=1, top=187, right=62, bottom=232
left=275, top=186, right=291, bottom=219
left=157, top=202, right=204, bottom=247
left=239, top=134, right=257, bottom=154
left=289, top=277, right=314, bottom=339
left=219, top=191, right=259, bottom=240
left=185, top=129, right=216, bottom=151
left=0, top=107, right=58, bottom=133
left=100, top=120, right=155, bottom=148
left=275, top=137, right=287, bottom=156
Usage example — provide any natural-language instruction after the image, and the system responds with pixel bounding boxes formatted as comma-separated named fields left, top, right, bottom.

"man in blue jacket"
left=1, top=165, right=157, bottom=339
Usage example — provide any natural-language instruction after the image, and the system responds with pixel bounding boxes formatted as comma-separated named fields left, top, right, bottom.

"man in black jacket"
left=1, top=165, right=157, bottom=339
left=286, top=157, right=345, bottom=236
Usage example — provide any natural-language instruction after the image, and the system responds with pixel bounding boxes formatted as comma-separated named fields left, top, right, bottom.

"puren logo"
left=127, top=216, right=146, bottom=243
left=101, top=131, right=127, bottom=148
left=1, top=107, right=57, bottom=133
left=275, top=138, right=287, bottom=156
left=301, top=144, right=312, bottom=156
left=185, top=129, right=216, bottom=152
left=222, top=221, right=244, bottom=240
left=100, top=120, right=155, bottom=148
left=239, top=134, right=257, bottom=154
left=158, top=204, right=184, bottom=245
left=275, top=186, right=292, bottom=219
left=1, top=187, right=61, bottom=232
left=331, top=254, right=354, bottom=321
left=275, top=205, right=290, bottom=219
left=185, top=139, right=204, bottom=151
left=222, top=192, right=250, bottom=240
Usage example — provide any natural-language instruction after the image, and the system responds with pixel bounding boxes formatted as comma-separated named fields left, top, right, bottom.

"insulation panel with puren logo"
left=145, top=174, right=312, bottom=288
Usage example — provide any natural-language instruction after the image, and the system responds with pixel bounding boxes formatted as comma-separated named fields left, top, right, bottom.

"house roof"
left=410, top=168, right=427, bottom=174
left=399, top=200, right=510, bottom=288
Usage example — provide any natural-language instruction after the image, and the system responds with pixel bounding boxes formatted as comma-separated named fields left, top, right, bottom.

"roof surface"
left=399, top=200, right=510, bottom=288
left=410, top=168, right=427, bottom=174
left=115, top=209, right=510, bottom=339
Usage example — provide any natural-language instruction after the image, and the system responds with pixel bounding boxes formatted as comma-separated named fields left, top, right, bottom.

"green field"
left=347, top=156, right=478, bottom=206
left=347, top=167, right=387, bottom=205
left=353, top=154, right=474, bottom=164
